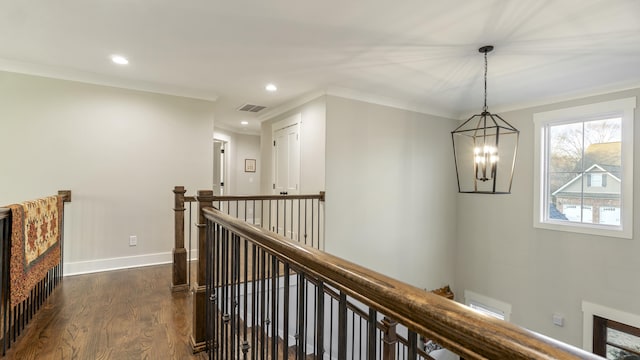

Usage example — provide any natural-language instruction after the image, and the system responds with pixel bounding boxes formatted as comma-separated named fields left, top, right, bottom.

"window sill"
left=534, top=220, right=631, bottom=239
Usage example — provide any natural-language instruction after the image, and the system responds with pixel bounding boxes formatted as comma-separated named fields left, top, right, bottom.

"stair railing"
left=171, top=186, right=325, bottom=352
left=202, top=205, right=603, bottom=360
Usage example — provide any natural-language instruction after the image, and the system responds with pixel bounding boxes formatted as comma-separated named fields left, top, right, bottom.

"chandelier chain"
left=483, top=50, right=488, bottom=112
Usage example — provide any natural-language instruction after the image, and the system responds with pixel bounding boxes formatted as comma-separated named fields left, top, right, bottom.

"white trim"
left=533, top=97, right=636, bottom=124
left=533, top=97, right=635, bottom=239
left=258, top=90, right=326, bottom=121
left=581, top=301, right=640, bottom=352
left=466, top=82, right=640, bottom=121
left=213, top=123, right=260, bottom=136
left=464, top=290, right=512, bottom=321
left=326, top=86, right=455, bottom=120
left=0, top=58, right=219, bottom=102
left=64, top=251, right=172, bottom=276
left=272, top=113, right=302, bottom=132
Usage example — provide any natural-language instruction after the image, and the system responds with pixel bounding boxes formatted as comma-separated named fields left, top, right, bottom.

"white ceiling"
left=2, top=0, right=640, bottom=134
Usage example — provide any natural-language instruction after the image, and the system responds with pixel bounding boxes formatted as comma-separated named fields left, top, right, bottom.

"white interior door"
left=273, top=116, right=300, bottom=195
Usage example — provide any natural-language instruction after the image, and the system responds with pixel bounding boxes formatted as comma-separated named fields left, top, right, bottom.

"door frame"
left=272, top=113, right=301, bottom=195
left=213, top=137, right=229, bottom=195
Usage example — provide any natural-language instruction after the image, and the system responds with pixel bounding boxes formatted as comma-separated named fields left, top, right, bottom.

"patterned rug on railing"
left=8, top=195, right=62, bottom=307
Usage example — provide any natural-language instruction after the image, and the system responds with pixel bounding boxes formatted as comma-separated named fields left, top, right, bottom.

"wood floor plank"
left=5, top=264, right=206, bottom=360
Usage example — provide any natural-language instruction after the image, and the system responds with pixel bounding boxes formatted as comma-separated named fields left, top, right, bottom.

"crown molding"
left=0, top=57, right=218, bottom=102
left=257, top=90, right=327, bottom=121
left=461, top=81, right=640, bottom=120
left=213, top=122, right=261, bottom=137
left=325, top=86, right=457, bottom=120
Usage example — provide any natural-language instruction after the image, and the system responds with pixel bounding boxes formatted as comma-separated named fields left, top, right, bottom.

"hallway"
left=5, top=264, right=206, bottom=360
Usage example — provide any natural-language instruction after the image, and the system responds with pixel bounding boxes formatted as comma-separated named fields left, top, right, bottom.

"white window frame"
left=533, top=97, right=635, bottom=239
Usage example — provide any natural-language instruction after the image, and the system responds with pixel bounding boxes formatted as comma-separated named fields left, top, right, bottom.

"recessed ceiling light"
left=241, top=121, right=249, bottom=126
left=265, top=83, right=277, bottom=92
left=111, top=55, right=129, bottom=65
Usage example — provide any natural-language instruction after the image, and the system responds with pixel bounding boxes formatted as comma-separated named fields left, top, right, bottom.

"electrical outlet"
left=129, top=235, right=137, bottom=246
left=552, top=313, right=564, bottom=327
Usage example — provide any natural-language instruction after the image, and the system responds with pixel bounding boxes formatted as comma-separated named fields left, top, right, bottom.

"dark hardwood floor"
left=5, top=264, right=207, bottom=360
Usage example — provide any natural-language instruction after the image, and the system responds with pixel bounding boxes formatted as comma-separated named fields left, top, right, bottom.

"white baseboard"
left=64, top=248, right=201, bottom=277
left=64, top=252, right=173, bottom=276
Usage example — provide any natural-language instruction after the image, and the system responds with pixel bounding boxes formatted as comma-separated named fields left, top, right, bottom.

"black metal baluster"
left=235, top=235, right=241, bottom=360
left=252, top=200, right=256, bottom=225
left=230, top=234, right=237, bottom=360
left=249, top=243, right=256, bottom=360
left=270, top=256, right=278, bottom=360
left=311, top=199, right=315, bottom=248
left=407, top=330, right=418, bottom=360
left=304, top=199, right=308, bottom=245
left=290, top=198, right=294, bottom=240
left=351, top=311, right=355, bottom=359
left=316, top=282, right=325, bottom=358
left=368, top=309, right=377, bottom=360
left=276, top=198, right=280, bottom=235
left=223, top=228, right=230, bottom=359
left=268, top=200, right=272, bottom=234
left=359, top=317, right=364, bottom=360
left=242, top=238, right=249, bottom=360
left=283, top=263, right=290, bottom=356
left=312, top=283, right=317, bottom=357
left=296, top=199, right=307, bottom=243
left=338, top=292, right=347, bottom=360
left=214, top=222, right=221, bottom=359
left=317, top=199, right=321, bottom=249
left=260, top=249, right=266, bottom=360
left=204, top=220, right=211, bottom=357
left=329, top=296, right=334, bottom=359
left=297, top=273, right=306, bottom=360
left=244, top=200, right=247, bottom=222
left=260, top=200, right=264, bottom=230
left=379, top=327, right=383, bottom=360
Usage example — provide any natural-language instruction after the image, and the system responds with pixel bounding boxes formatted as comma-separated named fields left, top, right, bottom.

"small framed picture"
left=245, top=159, right=256, bottom=172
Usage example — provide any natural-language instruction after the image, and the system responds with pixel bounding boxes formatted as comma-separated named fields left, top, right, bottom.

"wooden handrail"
left=183, top=192, right=325, bottom=203
left=203, top=207, right=601, bottom=360
left=211, top=192, right=325, bottom=202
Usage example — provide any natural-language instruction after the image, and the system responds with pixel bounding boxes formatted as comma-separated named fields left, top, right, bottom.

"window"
left=534, top=97, right=635, bottom=238
left=583, top=301, right=640, bottom=355
left=593, top=316, right=640, bottom=359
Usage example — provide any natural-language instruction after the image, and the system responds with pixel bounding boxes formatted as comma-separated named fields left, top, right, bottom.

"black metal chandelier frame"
left=451, top=45, right=520, bottom=194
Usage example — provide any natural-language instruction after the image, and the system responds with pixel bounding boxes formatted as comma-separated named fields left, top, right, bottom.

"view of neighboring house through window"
left=548, top=119, right=621, bottom=225
left=533, top=97, right=635, bottom=238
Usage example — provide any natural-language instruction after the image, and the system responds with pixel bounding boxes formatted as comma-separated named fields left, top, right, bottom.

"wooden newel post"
left=382, top=317, right=398, bottom=360
left=191, top=189, right=213, bottom=353
left=171, top=186, right=188, bottom=292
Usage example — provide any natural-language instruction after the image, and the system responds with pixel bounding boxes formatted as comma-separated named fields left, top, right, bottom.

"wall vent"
left=237, top=103, right=267, bottom=113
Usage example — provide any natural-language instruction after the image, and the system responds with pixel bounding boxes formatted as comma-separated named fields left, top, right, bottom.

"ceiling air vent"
left=237, top=103, right=267, bottom=113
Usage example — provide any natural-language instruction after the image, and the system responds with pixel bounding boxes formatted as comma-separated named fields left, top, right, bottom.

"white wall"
left=260, top=96, right=326, bottom=195
left=324, top=95, right=458, bottom=291
left=0, top=71, right=214, bottom=275
left=214, top=128, right=261, bottom=195
left=454, top=88, right=640, bottom=348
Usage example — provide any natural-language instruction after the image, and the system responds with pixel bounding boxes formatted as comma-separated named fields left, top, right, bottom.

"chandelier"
left=451, top=45, right=519, bottom=194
